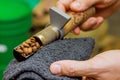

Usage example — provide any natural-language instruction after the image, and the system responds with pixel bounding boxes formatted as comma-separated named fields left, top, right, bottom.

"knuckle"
left=65, top=65, right=78, bottom=76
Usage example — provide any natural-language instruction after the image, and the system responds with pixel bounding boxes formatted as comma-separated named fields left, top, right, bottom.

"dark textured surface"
left=4, top=38, right=95, bottom=80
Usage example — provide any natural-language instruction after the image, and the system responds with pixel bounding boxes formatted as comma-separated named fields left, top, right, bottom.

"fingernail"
left=51, top=64, right=61, bottom=74
left=92, top=18, right=103, bottom=30
left=89, top=19, right=96, bottom=25
left=73, top=2, right=85, bottom=10
left=74, top=27, right=80, bottom=35
left=98, top=18, right=103, bottom=24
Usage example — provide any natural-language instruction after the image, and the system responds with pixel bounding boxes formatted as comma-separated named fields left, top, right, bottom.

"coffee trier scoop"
left=13, top=7, right=96, bottom=61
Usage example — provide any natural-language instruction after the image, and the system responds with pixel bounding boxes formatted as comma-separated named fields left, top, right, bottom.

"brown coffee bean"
left=15, top=37, right=43, bottom=57
left=20, top=45, right=25, bottom=49
left=31, top=37, right=36, bottom=43
left=23, top=48, right=29, bottom=55
left=16, top=48, right=23, bottom=54
left=23, top=42, right=29, bottom=47
left=27, top=47, right=32, bottom=54
left=16, top=46, right=21, bottom=50
left=36, top=42, right=40, bottom=48
left=31, top=37, right=35, bottom=40
left=26, top=39, right=31, bottom=44
left=32, top=46, right=37, bottom=52
left=30, top=43, right=36, bottom=47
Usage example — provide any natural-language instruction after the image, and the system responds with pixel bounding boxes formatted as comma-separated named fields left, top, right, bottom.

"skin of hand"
left=56, top=0, right=120, bottom=35
left=50, top=50, right=120, bottom=80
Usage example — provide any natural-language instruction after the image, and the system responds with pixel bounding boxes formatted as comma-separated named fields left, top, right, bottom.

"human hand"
left=56, top=0, right=120, bottom=34
left=50, top=50, right=120, bottom=80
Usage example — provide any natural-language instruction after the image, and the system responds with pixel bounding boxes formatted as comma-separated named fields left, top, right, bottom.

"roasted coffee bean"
left=31, top=37, right=36, bottom=42
left=27, top=47, right=32, bottom=54
left=26, top=39, right=31, bottom=44
left=23, top=42, right=29, bottom=47
left=32, top=46, right=37, bottom=52
left=16, top=48, right=23, bottom=54
left=31, top=37, right=35, bottom=40
left=36, top=42, right=40, bottom=48
left=23, top=48, right=29, bottom=55
left=20, top=45, right=25, bottom=49
left=15, top=37, right=42, bottom=56
left=16, top=46, right=21, bottom=50
left=30, top=43, right=36, bottom=47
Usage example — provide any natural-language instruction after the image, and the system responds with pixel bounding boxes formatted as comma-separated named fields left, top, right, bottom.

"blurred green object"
left=0, top=66, right=5, bottom=80
left=18, top=0, right=41, bottom=9
left=0, top=0, right=32, bottom=79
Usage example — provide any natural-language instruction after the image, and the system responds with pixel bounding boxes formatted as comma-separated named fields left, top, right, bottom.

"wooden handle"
left=63, top=7, right=96, bottom=36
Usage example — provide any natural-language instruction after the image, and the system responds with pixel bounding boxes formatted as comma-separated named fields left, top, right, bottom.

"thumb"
left=70, top=0, right=99, bottom=11
left=50, top=60, right=97, bottom=77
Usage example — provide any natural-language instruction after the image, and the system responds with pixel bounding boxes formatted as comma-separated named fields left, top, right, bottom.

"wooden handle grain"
left=63, top=7, right=96, bottom=36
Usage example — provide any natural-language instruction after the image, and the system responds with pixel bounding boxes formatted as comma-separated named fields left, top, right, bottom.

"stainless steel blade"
left=50, top=7, right=71, bottom=29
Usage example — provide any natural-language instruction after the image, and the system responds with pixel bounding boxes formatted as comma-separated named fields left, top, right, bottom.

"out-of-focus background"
left=97, top=9, right=120, bottom=54
left=0, top=0, right=120, bottom=79
left=102, top=9, right=120, bottom=53
left=108, top=10, right=120, bottom=37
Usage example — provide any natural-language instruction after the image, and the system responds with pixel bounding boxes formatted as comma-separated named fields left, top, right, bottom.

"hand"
left=50, top=50, right=120, bottom=80
left=56, top=0, right=120, bottom=34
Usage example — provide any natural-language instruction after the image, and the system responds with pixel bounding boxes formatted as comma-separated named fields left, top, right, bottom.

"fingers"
left=73, top=27, right=81, bottom=35
left=80, top=17, right=104, bottom=31
left=56, top=0, right=74, bottom=12
left=57, top=0, right=117, bottom=12
left=80, top=17, right=98, bottom=31
left=70, top=0, right=100, bottom=12
left=95, top=0, right=118, bottom=8
left=73, top=17, right=104, bottom=34
left=70, top=0, right=116, bottom=11
left=50, top=60, right=97, bottom=77
left=50, top=51, right=120, bottom=78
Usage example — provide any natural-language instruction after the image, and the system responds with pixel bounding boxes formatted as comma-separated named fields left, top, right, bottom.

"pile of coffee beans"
left=15, top=37, right=42, bottom=57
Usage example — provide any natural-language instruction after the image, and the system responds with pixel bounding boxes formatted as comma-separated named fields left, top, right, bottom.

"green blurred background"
left=0, top=0, right=40, bottom=79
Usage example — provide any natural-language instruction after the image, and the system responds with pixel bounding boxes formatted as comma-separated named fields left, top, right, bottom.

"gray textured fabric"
left=4, top=38, right=95, bottom=80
